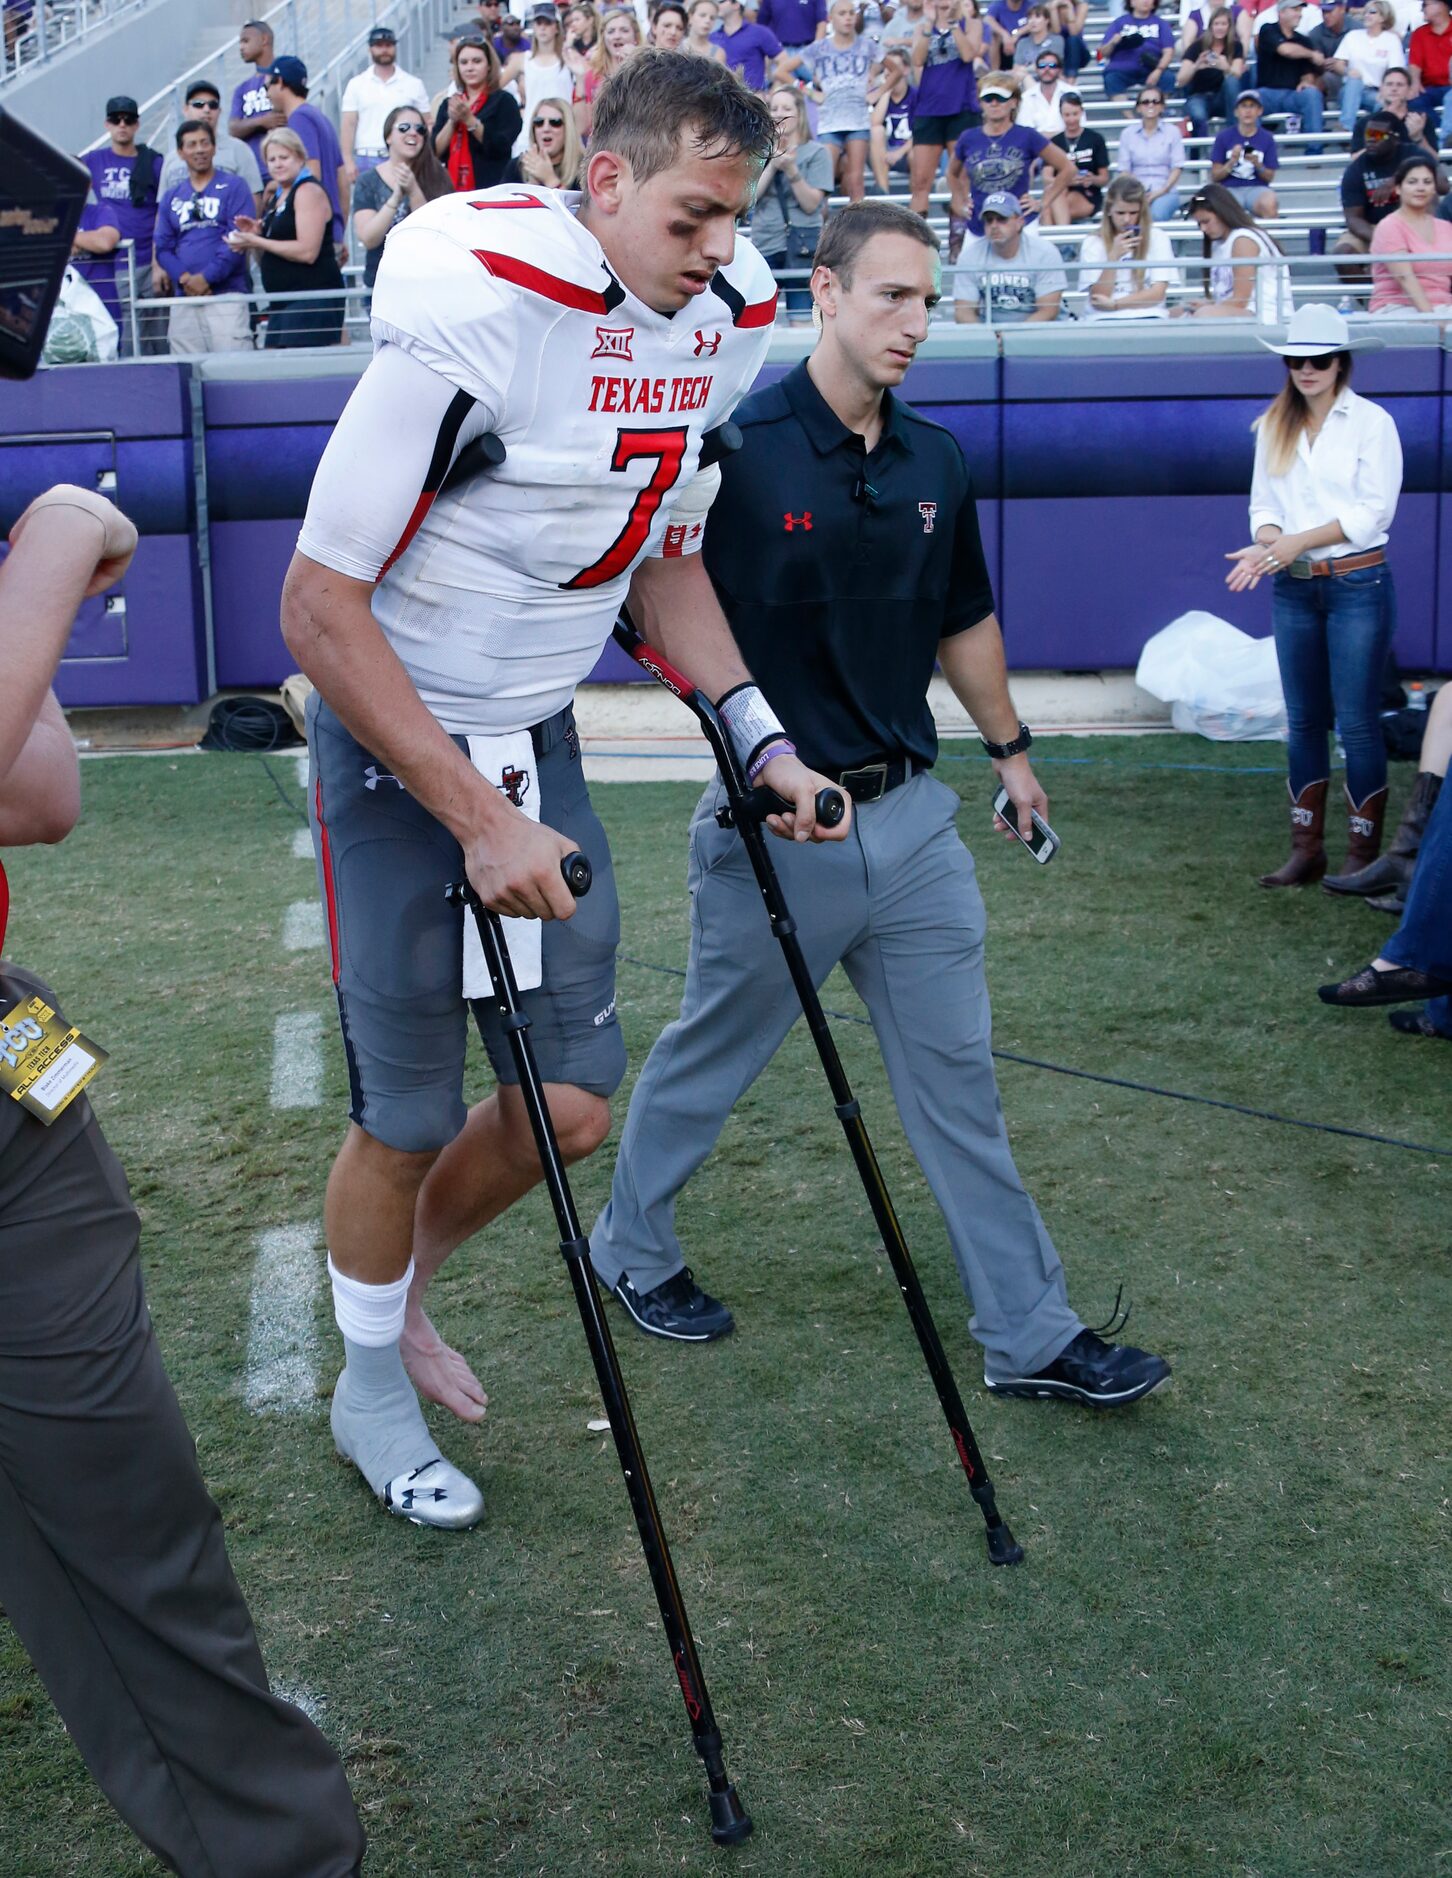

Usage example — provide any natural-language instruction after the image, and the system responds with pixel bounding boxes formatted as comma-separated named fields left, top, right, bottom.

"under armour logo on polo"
left=693, top=329, right=722, bottom=357
left=783, top=512, right=812, bottom=532
left=362, top=764, right=404, bottom=791
left=919, top=501, right=938, bottom=533
left=498, top=764, right=530, bottom=808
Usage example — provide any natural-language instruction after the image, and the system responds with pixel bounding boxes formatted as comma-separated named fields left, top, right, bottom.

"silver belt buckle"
left=841, top=763, right=888, bottom=802
left=1287, top=559, right=1315, bottom=580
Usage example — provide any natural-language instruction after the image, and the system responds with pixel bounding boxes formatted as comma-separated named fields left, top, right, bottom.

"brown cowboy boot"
left=1323, top=771, right=1441, bottom=899
left=1323, top=784, right=1388, bottom=890
left=1258, top=780, right=1328, bottom=888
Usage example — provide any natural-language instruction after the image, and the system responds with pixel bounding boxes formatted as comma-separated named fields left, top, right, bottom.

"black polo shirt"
left=703, top=360, right=995, bottom=775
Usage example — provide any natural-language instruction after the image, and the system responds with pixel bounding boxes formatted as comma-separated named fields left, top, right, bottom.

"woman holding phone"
left=1224, top=306, right=1403, bottom=889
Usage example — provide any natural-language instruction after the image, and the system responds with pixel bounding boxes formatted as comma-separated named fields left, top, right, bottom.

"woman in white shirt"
left=1224, top=306, right=1403, bottom=887
left=1175, top=183, right=1293, bottom=322
left=504, top=6, right=576, bottom=157
left=1077, top=174, right=1178, bottom=316
left=1331, top=0, right=1404, bottom=129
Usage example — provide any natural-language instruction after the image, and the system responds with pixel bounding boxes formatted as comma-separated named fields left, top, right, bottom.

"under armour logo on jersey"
left=498, top=764, right=530, bottom=808
left=783, top=512, right=812, bottom=532
left=693, top=329, right=722, bottom=357
left=662, top=520, right=704, bottom=557
left=919, top=502, right=938, bottom=534
left=591, top=325, right=634, bottom=361
left=362, top=764, right=404, bottom=791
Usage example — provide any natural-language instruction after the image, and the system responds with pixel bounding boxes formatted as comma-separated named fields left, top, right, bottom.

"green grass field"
left=1, top=740, right=1447, bottom=1878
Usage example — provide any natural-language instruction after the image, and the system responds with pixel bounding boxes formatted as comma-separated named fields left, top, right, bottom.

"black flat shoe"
left=1389, top=1009, right=1452, bottom=1041
left=1318, top=963, right=1452, bottom=1007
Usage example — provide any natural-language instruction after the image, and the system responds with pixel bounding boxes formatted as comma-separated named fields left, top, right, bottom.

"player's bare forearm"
left=0, top=692, right=80, bottom=846
left=939, top=616, right=1045, bottom=838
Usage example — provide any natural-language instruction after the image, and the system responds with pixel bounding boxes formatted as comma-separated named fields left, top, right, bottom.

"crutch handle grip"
left=561, top=851, right=592, bottom=897
left=734, top=785, right=846, bottom=830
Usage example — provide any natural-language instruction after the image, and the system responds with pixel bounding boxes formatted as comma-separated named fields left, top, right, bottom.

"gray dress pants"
left=0, top=968, right=364, bottom=1878
left=590, top=772, right=1083, bottom=1378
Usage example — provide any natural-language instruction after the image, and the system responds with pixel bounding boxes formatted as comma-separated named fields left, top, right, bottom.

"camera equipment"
left=0, top=107, right=92, bottom=381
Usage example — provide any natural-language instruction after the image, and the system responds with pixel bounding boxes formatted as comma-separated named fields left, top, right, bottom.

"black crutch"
left=611, top=615, right=1025, bottom=1568
left=445, top=859, right=753, bottom=1845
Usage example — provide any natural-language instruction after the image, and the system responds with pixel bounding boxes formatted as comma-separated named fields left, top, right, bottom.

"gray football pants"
left=0, top=973, right=365, bottom=1878
left=589, top=771, right=1083, bottom=1378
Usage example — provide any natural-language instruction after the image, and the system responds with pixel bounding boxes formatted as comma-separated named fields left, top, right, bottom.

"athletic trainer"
left=282, top=53, right=849, bottom=1529
left=589, top=201, right=1171, bottom=1408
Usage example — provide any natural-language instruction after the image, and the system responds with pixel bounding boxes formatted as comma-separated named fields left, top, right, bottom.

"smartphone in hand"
left=992, top=785, right=1061, bottom=864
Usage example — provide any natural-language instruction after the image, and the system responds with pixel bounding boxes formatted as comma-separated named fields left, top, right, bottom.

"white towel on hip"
left=461, top=731, right=543, bottom=997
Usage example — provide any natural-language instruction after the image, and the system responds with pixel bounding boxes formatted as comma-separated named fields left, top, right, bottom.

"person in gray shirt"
left=157, top=81, right=260, bottom=204
left=954, top=188, right=1068, bottom=319
left=750, top=85, right=834, bottom=317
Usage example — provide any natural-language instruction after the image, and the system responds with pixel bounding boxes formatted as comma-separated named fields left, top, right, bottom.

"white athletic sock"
left=328, top=1258, right=440, bottom=1495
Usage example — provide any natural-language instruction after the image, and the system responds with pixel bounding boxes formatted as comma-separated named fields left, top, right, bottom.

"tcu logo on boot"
left=1349, top=812, right=1375, bottom=837
left=783, top=512, right=812, bottom=532
left=1291, top=804, right=1315, bottom=827
left=693, top=329, right=722, bottom=357
left=498, top=764, right=530, bottom=808
left=919, top=501, right=938, bottom=533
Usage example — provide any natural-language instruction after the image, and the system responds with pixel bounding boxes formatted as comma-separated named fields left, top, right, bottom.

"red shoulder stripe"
left=473, top=248, right=615, bottom=313
left=736, top=290, right=778, bottom=329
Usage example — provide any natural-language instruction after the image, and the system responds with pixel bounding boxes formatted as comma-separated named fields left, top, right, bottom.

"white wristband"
left=717, top=683, right=786, bottom=773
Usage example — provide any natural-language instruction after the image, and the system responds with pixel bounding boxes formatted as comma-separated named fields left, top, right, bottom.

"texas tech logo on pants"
left=498, top=764, right=530, bottom=808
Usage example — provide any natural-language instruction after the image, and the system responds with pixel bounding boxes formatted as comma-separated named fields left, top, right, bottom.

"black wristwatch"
left=980, top=722, right=1033, bottom=760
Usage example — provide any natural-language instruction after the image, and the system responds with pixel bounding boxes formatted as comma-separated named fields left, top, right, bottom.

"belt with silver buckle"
left=827, top=758, right=915, bottom=803
left=1287, top=548, right=1386, bottom=580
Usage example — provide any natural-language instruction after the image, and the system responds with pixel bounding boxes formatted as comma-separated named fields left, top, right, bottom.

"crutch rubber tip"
left=708, top=1784, right=754, bottom=1846
left=986, top=1522, right=1025, bottom=1567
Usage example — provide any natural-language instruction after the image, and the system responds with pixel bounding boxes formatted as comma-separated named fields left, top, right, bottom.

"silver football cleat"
left=380, top=1458, right=485, bottom=1530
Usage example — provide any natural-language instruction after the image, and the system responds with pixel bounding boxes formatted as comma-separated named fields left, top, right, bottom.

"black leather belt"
left=821, top=757, right=918, bottom=803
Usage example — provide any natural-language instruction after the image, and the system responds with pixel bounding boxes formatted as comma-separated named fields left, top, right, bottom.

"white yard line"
left=244, top=1223, right=322, bottom=1414
left=292, top=826, right=314, bottom=860
left=270, top=1011, right=323, bottom=1110
left=271, top=1680, right=327, bottom=1726
left=282, top=900, right=324, bottom=950
left=293, top=752, right=310, bottom=791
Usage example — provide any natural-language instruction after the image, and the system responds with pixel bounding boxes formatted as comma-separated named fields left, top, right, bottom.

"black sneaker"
left=609, top=1268, right=735, bottom=1343
left=985, top=1329, right=1170, bottom=1407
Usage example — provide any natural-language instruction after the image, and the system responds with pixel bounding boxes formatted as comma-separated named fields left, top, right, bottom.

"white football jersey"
left=296, top=185, right=778, bottom=735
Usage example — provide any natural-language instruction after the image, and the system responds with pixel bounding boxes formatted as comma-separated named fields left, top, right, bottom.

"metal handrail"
left=1, top=0, right=156, bottom=87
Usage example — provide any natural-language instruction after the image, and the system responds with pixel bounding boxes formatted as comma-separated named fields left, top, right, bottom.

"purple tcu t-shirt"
left=73, top=195, right=123, bottom=322
left=289, top=101, right=345, bottom=243
left=1099, top=12, right=1175, bottom=72
left=912, top=25, right=978, bottom=119
left=710, top=21, right=783, bottom=88
left=1209, top=124, right=1279, bottom=186
left=153, top=169, right=255, bottom=294
left=953, top=124, right=1047, bottom=231
left=81, top=147, right=161, bottom=267
left=230, top=72, right=275, bottom=181
left=757, top=0, right=826, bottom=47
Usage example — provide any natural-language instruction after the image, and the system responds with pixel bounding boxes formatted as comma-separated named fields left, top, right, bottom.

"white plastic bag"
left=43, top=266, right=119, bottom=366
left=1136, top=610, right=1288, bottom=743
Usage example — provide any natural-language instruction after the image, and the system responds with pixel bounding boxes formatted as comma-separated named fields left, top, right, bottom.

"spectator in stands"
left=986, top=0, right=1033, bottom=68
left=710, top=0, right=783, bottom=87
left=1330, top=0, right=1403, bottom=126
left=70, top=186, right=122, bottom=332
left=684, top=0, right=729, bottom=63
left=229, top=19, right=284, bottom=185
left=565, top=2, right=601, bottom=61
left=264, top=59, right=348, bottom=249
left=1046, top=0, right=1090, bottom=73
left=1317, top=767, right=1452, bottom=1039
left=1175, top=181, right=1294, bottom=317
left=752, top=85, right=833, bottom=316
left=1096, top=0, right=1176, bottom=108
left=340, top=26, right=431, bottom=183
left=505, top=7, right=576, bottom=153
left=1116, top=84, right=1185, bottom=219
left=1010, top=4, right=1066, bottom=66
left=1336, top=109, right=1410, bottom=265
left=497, top=11, right=529, bottom=65
left=514, top=95, right=587, bottom=186
left=1409, top=0, right=1452, bottom=148
left=651, top=3, right=691, bottom=47
left=226, top=129, right=345, bottom=347
left=1078, top=171, right=1179, bottom=313
left=159, top=84, right=258, bottom=201
left=1255, top=0, right=1328, bottom=147
left=1306, top=0, right=1351, bottom=120
left=869, top=47, right=917, bottom=190
left=1224, top=306, right=1399, bottom=887
left=948, top=73, right=1073, bottom=237
left=1369, top=152, right=1452, bottom=305
left=907, top=0, right=982, bottom=218
left=1324, top=680, right=1449, bottom=913
left=758, top=0, right=830, bottom=51
left=1175, top=7, right=1245, bottom=133
left=1209, top=88, right=1280, bottom=216
left=78, top=97, right=164, bottom=345
left=784, top=0, right=882, bottom=203
left=1043, top=88, right=1109, bottom=220
left=434, top=38, right=523, bottom=186
left=577, top=12, right=646, bottom=137
left=883, top=0, right=930, bottom=54
left=1018, top=46, right=1074, bottom=133
left=353, top=107, right=452, bottom=292
left=1350, top=65, right=1444, bottom=158
left=954, top=186, right=1069, bottom=316
left=154, top=122, right=255, bottom=355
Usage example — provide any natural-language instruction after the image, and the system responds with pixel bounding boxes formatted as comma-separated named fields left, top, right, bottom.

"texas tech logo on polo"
left=591, top=325, right=634, bottom=362
left=919, top=502, right=938, bottom=534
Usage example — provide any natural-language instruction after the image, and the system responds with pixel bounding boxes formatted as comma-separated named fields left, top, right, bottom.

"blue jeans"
left=1382, top=759, right=1452, bottom=1033
left=764, top=249, right=813, bottom=316
left=1271, top=561, right=1394, bottom=806
left=1183, top=74, right=1241, bottom=132
left=1149, top=187, right=1181, bottom=221
left=1257, top=83, right=1324, bottom=150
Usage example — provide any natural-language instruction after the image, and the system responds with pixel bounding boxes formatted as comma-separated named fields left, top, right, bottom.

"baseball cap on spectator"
left=530, top=3, right=556, bottom=17
left=441, top=18, right=483, bottom=37
left=1275, top=0, right=1303, bottom=11
left=105, top=95, right=140, bottom=118
left=367, top=24, right=397, bottom=41
left=263, top=55, right=309, bottom=91
left=980, top=191, right=1022, bottom=218
left=1236, top=87, right=1262, bottom=103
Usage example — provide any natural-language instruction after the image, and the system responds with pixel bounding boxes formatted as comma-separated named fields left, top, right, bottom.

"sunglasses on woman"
left=1286, top=352, right=1339, bottom=371
left=535, top=114, right=566, bottom=127
left=394, top=122, right=426, bottom=134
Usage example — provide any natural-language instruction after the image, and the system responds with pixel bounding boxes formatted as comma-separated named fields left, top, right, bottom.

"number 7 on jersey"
left=563, top=428, right=689, bottom=591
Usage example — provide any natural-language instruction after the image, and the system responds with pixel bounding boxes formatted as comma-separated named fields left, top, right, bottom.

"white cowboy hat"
left=1259, top=304, right=1377, bottom=356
